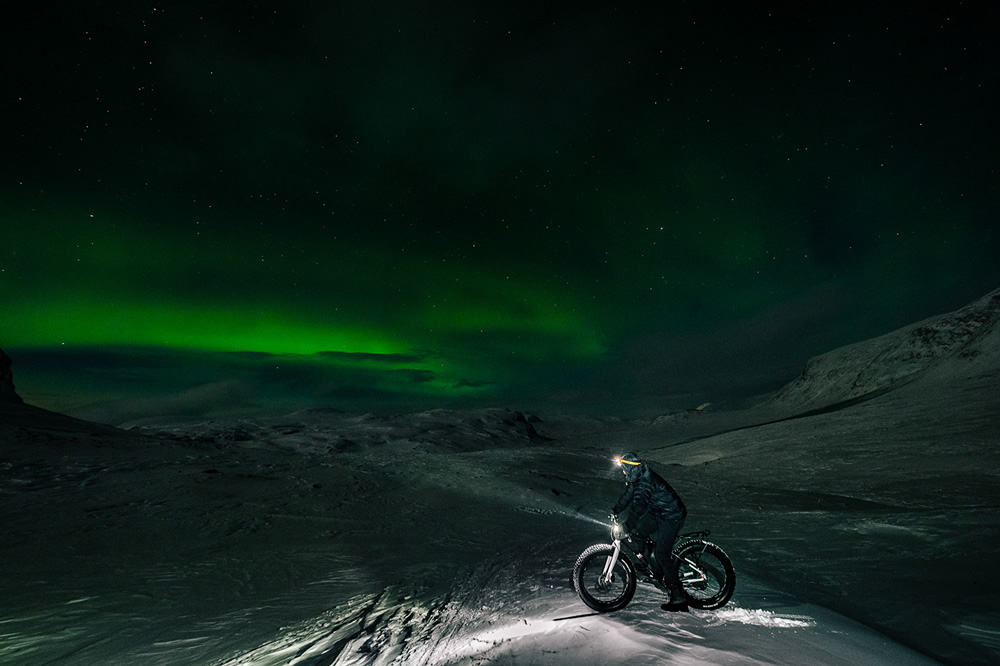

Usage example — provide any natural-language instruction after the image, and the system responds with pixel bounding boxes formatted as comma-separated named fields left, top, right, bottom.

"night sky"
left=3, top=3, right=999, bottom=420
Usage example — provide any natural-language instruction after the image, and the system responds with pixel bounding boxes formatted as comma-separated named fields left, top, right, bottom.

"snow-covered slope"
left=766, top=288, right=1000, bottom=413
left=2, top=289, right=999, bottom=665
left=0, top=400, right=954, bottom=666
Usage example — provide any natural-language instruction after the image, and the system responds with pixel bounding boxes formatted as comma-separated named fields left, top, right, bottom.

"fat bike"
left=573, top=515, right=736, bottom=612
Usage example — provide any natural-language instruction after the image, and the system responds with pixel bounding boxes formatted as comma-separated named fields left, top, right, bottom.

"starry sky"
left=3, top=2, right=999, bottom=421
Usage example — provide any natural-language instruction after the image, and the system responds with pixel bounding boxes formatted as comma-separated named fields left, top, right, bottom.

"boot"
left=661, top=586, right=689, bottom=613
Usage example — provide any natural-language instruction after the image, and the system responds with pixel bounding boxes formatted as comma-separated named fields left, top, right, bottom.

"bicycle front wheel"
left=674, top=539, right=735, bottom=610
left=573, top=544, right=637, bottom=612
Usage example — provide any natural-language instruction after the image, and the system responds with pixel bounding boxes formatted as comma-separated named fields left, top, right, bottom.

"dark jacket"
left=613, top=458, right=686, bottom=522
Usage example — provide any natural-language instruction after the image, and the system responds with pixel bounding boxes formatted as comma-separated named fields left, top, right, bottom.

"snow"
left=2, top=289, right=999, bottom=664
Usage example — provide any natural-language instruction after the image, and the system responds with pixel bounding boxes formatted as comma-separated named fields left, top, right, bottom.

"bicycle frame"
left=605, top=518, right=712, bottom=585
left=678, top=550, right=709, bottom=586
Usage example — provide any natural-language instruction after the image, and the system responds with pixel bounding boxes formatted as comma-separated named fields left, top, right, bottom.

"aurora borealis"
left=3, top=3, right=999, bottom=420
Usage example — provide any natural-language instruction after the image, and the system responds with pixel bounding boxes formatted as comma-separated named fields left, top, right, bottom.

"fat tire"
left=673, top=539, right=736, bottom=610
left=573, top=544, right=637, bottom=612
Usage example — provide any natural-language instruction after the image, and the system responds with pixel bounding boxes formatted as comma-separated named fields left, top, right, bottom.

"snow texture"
left=2, top=288, right=999, bottom=665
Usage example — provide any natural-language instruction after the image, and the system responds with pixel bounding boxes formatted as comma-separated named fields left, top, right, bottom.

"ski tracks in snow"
left=211, top=555, right=510, bottom=665
left=213, top=543, right=586, bottom=666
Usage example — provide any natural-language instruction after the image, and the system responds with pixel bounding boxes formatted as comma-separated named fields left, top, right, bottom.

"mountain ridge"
left=765, top=287, right=1000, bottom=412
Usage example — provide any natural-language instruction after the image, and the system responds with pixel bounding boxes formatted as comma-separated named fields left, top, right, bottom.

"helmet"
left=616, top=452, right=643, bottom=481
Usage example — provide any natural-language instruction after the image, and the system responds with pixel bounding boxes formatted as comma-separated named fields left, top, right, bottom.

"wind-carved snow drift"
left=767, top=287, right=1000, bottom=412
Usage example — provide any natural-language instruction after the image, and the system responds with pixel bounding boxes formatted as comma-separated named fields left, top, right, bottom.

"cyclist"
left=613, top=451, right=689, bottom=611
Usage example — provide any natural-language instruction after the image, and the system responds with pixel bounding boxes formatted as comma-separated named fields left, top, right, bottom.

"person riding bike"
left=612, top=451, right=689, bottom=612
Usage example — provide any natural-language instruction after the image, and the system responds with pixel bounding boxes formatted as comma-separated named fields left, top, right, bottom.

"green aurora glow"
left=3, top=3, right=998, bottom=419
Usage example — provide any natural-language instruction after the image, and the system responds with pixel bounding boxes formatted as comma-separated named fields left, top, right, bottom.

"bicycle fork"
left=600, top=539, right=624, bottom=585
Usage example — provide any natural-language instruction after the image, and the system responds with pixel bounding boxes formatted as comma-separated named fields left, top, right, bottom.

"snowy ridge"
left=767, top=287, right=1000, bottom=412
left=134, top=407, right=549, bottom=454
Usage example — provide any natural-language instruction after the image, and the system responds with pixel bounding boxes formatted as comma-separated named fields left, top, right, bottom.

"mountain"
left=766, top=287, right=1000, bottom=413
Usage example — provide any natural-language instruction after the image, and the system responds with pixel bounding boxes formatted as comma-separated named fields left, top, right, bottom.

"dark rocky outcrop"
left=0, top=348, right=23, bottom=403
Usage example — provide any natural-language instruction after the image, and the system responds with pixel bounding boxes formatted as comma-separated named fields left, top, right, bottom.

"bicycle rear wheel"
left=674, top=539, right=735, bottom=610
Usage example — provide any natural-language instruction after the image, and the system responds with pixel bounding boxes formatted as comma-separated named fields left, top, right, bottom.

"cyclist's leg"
left=653, top=514, right=685, bottom=587
left=631, top=513, right=659, bottom=562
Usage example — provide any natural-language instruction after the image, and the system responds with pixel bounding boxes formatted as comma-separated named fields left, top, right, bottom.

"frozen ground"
left=1, top=290, right=998, bottom=664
